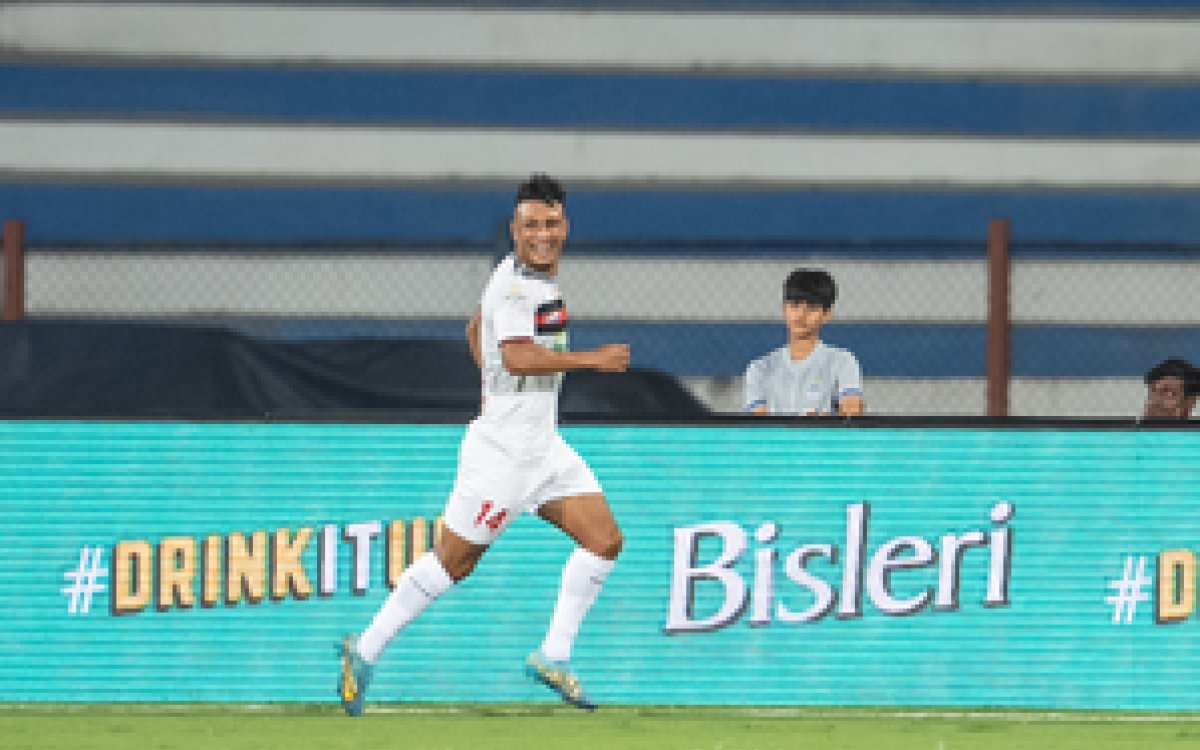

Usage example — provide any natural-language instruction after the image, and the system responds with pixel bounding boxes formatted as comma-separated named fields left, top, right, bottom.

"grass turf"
left=5, top=705, right=1200, bottom=750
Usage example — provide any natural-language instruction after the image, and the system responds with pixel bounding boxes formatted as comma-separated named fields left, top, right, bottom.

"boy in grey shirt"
left=743, top=268, right=864, bottom=417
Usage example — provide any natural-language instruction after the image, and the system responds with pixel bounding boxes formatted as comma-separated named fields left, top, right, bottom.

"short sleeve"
left=493, top=281, right=536, bottom=343
left=836, top=352, right=864, bottom=398
left=743, top=358, right=767, bottom=412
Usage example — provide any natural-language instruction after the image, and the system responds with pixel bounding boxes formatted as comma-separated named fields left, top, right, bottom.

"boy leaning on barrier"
left=743, top=268, right=864, bottom=417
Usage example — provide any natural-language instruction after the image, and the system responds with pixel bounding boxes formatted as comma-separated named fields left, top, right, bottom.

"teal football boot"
left=525, top=651, right=597, bottom=711
left=338, top=635, right=373, bottom=717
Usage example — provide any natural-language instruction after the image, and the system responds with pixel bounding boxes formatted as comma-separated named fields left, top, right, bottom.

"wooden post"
left=986, top=218, right=1011, bottom=418
left=3, top=219, right=26, bottom=321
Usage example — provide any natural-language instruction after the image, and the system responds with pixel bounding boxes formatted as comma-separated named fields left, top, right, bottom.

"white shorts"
left=442, top=425, right=603, bottom=545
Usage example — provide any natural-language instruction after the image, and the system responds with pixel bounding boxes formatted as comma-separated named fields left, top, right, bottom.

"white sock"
left=539, top=547, right=615, bottom=663
left=357, top=552, right=454, bottom=664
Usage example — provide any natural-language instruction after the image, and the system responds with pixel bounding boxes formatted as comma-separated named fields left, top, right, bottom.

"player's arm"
left=465, top=308, right=483, bottom=371
left=501, top=339, right=629, bottom=375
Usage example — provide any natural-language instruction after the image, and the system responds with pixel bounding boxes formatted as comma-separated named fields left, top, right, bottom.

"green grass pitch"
left=5, top=705, right=1200, bottom=750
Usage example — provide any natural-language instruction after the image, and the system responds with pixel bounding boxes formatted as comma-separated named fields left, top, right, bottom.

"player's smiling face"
left=511, top=199, right=569, bottom=275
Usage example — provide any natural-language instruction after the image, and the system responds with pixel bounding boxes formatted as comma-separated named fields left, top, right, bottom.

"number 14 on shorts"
left=474, top=501, right=509, bottom=531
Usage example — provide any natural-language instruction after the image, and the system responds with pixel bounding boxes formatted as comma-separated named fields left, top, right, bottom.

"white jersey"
left=473, top=254, right=569, bottom=455
left=743, top=341, right=863, bottom=416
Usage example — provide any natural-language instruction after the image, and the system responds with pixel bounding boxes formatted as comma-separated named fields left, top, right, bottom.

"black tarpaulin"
left=0, top=321, right=709, bottom=419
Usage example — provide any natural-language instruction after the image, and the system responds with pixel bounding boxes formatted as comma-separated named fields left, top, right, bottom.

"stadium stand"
left=2, top=1, right=1199, bottom=416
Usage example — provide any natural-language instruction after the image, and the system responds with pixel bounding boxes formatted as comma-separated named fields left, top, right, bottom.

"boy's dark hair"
left=783, top=268, right=837, bottom=309
left=1144, top=357, right=1197, bottom=393
left=516, top=173, right=565, bottom=207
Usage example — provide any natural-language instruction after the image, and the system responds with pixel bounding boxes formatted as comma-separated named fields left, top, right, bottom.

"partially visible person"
left=1142, top=357, right=1198, bottom=420
left=743, top=268, right=863, bottom=417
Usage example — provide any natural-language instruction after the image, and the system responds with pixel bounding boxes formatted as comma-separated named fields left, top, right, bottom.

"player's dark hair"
left=783, top=268, right=837, bottom=309
left=1144, top=357, right=1196, bottom=390
left=515, top=173, right=565, bottom=207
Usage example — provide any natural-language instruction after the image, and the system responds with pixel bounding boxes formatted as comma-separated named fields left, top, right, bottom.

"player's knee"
left=593, top=527, right=623, bottom=561
left=443, top=556, right=479, bottom=582
left=437, top=548, right=483, bottom=582
left=434, top=537, right=486, bottom=582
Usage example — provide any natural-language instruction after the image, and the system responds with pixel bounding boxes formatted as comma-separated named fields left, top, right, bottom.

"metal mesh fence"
left=16, top=239, right=1200, bottom=418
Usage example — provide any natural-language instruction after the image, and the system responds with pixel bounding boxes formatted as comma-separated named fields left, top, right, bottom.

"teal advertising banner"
left=3, top=420, right=1199, bottom=709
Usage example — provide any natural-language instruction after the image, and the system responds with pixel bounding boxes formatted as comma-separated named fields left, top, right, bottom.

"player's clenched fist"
left=590, top=344, right=630, bottom=372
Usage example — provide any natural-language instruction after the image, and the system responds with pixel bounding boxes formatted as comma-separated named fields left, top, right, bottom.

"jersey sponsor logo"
left=535, top=299, right=568, bottom=334
left=504, top=280, right=529, bottom=304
